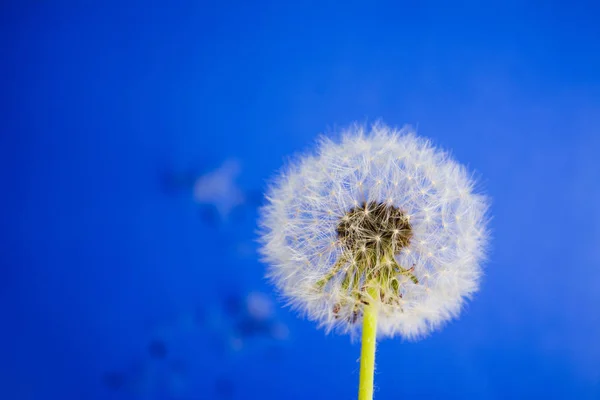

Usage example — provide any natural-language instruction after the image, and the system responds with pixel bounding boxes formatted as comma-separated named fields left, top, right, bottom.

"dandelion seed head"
left=259, top=123, right=489, bottom=340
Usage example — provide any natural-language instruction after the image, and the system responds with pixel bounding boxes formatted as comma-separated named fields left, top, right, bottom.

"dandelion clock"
left=259, top=123, right=489, bottom=399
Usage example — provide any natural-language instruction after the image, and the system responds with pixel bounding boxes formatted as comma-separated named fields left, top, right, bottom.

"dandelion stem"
left=358, top=287, right=378, bottom=400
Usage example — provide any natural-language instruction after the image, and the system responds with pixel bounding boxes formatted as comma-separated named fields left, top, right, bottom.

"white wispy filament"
left=259, top=123, right=488, bottom=339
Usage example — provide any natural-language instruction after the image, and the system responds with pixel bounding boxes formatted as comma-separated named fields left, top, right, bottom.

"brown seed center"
left=337, top=201, right=412, bottom=256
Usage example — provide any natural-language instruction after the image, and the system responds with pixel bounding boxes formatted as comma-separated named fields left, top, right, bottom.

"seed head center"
left=337, top=201, right=412, bottom=257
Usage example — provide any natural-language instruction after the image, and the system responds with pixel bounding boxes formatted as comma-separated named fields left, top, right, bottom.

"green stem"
left=358, top=287, right=378, bottom=400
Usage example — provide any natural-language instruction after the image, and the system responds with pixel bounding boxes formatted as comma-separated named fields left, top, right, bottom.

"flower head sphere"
left=260, top=123, right=488, bottom=340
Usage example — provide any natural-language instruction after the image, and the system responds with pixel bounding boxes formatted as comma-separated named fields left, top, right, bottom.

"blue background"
left=2, top=1, right=600, bottom=399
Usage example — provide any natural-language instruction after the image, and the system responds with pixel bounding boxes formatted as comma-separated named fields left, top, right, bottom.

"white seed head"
left=259, top=123, right=489, bottom=340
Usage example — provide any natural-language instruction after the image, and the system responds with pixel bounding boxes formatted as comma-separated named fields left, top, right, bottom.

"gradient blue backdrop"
left=2, top=1, right=600, bottom=399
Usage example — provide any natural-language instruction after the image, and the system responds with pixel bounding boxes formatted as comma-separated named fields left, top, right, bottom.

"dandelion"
left=259, top=122, right=489, bottom=399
